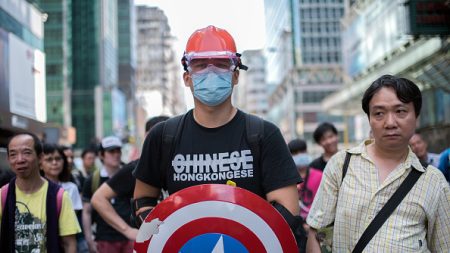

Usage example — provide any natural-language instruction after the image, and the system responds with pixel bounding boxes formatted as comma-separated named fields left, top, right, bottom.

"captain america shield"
left=134, top=184, right=298, bottom=253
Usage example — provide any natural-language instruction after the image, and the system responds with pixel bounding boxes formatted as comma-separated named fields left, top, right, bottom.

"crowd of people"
left=0, top=25, right=449, bottom=253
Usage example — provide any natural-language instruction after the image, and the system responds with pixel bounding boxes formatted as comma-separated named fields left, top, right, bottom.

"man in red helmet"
left=132, top=25, right=304, bottom=248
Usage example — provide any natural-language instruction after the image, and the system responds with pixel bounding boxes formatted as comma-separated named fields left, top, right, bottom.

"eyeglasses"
left=44, top=156, right=63, bottom=163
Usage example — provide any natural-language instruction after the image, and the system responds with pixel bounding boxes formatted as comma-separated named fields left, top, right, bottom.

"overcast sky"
left=134, top=0, right=266, bottom=56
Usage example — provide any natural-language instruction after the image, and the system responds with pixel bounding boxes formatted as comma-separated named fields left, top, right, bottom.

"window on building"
left=304, top=112, right=317, bottom=123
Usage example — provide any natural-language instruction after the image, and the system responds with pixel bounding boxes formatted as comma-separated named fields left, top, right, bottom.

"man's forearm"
left=92, top=186, right=136, bottom=239
left=306, top=228, right=321, bottom=253
left=266, top=184, right=300, bottom=215
left=133, top=179, right=160, bottom=216
left=82, top=204, right=94, bottom=242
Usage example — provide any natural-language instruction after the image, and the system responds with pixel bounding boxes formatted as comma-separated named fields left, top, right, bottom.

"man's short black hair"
left=362, top=74, right=422, bottom=118
left=81, top=148, right=97, bottom=158
left=313, top=122, right=337, bottom=144
left=145, top=116, right=169, bottom=133
left=288, top=139, right=307, bottom=154
left=7, top=132, right=43, bottom=156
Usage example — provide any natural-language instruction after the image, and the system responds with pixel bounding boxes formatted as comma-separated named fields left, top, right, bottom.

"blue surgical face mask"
left=191, top=65, right=233, bottom=107
left=293, top=153, right=311, bottom=168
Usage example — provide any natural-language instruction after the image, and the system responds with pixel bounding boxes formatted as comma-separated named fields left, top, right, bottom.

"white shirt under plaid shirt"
left=307, top=140, right=450, bottom=252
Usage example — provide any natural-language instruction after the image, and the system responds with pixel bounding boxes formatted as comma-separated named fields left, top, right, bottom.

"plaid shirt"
left=307, top=140, right=450, bottom=252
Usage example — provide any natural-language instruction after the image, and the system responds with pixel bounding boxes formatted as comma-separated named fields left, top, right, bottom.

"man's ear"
left=183, top=72, right=191, bottom=87
left=232, top=70, right=239, bottom=85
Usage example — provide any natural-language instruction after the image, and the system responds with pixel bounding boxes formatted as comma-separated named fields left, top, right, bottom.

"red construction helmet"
left=181, top=25, right=247, bottom=71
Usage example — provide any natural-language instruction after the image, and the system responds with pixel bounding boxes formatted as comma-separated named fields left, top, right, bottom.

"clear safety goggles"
left=187, top=58, right=237, bottom=74
left=184, top=51, right=239, bottom=73
left=184, top=51, right=238, bottom=61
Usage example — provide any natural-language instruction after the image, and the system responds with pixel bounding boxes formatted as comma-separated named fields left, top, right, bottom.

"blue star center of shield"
left=179, top=233, right=249, bottom=253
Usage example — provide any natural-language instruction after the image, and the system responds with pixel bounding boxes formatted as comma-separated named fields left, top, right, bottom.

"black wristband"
left=130, top=197, right=158, bottom=228
left=132, top=197, right=158, bottom=210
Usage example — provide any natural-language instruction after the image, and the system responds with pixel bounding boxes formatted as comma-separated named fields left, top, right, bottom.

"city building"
left=72, top=0, right=127, bottom=148
left=323, top=0, right=450, bottom=151
left=264, top=0, right=348, bottom=150
left=35, top=0, right=74, bottom=145
left=0, top=0, right=47, bottom=145
left=118, top=0, right=138, bottom=142
left=234, top=49, right=268, bottom=116
left=135, top=6, right=184, bottom=141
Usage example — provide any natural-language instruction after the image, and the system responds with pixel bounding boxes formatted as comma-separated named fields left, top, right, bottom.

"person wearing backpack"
left=132, top=25, right=303, bottom=249
left=40, top=143, right=87, bottom=253
left=82, top=136, right=133, bottom=253
left=288, top=139, right=323, bottom=222
left=306, top=75, right=450, bottom=252
left=0, top=133, right=81, bottom=253
left=90, top=116, right=169, bottom=242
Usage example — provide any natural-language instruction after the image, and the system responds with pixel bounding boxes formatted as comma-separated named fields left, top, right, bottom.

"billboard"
left=0, top=28, right=9, bottom=110
left=8, top=33, right=46, bottom=122
left=406, top=0, right=450, bottom=35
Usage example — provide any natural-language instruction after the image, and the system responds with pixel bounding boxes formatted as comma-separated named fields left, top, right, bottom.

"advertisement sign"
left=9, top=33, right=46, bottom=122
left=0, top=28, right=9, bottom=110
left=135, top=184, right=297, bottom=253
left=407, top=0, right=450, bottom=35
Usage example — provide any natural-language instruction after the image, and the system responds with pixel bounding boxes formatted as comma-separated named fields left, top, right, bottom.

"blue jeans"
left=77, top=235, right=89, bottom=253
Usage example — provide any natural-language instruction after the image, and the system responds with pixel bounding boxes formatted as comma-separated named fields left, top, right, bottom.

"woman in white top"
left=40, top=143, right=82, bottom=210
left=40, top=143, right=87, bottom=252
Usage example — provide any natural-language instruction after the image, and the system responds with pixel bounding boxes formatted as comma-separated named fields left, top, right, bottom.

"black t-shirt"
left=107, top=160, right=138, bottom=199
left=309, top=155, right=327, bottom=171
left=82, top=171, right=132, bottom=241
left=134, top=110, right=301, bottom=198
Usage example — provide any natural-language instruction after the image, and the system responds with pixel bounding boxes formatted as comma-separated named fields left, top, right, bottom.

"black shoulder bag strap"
left=321, top=152, right=352, bottom=230
left=352, top=165, right=426, bottom=253
left=245, top=113, right=264, bottom=170
left=341, top=152, right=352, bottom=185
left=160, top=113, right=186, bottom=190
left=46, top=179, right=63, bottom=253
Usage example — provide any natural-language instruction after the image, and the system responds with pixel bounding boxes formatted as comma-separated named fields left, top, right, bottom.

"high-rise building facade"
left=118, top=0, right=137, bottom=141
left=36, top=0, right=73, bottom=144
left=292, top=0, right=347, bottom=143
left=265, top=0, right=348, bottom=147
left=264, top=0, right=295, bottom=87
left=323, top=0, right=450, bottom=151
left=235, top=50, right=268, bottom=116
left=72, top=0, right=126, bottom=148
left=135, top=6, right=184, bottom=123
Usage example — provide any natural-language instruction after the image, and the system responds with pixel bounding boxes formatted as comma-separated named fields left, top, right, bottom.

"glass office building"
left=72, top=0, right=125, bottom=148
left=37, top=0, right=72, bottom=130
